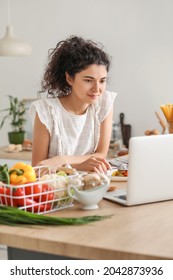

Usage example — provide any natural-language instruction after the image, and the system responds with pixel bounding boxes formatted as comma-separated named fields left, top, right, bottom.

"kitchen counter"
left=0, top=180, right=173, bottom=260
left=0, top=146, right=32, bottom=161
left=0, top=146, right=116, bottom=161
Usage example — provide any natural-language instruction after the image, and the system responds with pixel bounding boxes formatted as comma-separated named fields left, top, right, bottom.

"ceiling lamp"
left=0, top=0, right=32, bottom=56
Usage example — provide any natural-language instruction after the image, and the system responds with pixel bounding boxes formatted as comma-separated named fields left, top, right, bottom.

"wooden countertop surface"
left=0, top=180, right=173, bottom=260
left=0, top=146, right=32, bottom=161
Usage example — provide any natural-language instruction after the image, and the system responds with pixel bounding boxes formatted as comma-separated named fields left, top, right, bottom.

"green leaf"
left=0, top=95, right=27, bottom=132
left=0, top=115, right=10, bottom=129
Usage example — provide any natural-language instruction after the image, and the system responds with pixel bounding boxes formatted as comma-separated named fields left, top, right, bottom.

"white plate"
left=107, top=169, right=128, bottom=182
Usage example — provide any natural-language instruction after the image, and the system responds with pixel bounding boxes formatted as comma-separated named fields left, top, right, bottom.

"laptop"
left=104, top=134, right=173, bottom=206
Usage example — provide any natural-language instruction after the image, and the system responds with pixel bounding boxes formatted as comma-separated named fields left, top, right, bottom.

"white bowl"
left=68, top=180, right=109, bottom=210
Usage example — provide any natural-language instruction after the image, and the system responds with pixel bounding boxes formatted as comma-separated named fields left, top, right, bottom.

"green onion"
left=0, top=206, right=111, bottom=226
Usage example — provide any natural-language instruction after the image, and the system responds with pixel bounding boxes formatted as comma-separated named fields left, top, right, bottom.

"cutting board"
left=119, top=113, right=131, bottom=148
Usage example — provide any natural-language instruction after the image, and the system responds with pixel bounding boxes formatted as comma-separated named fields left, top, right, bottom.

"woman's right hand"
left=72, top=156, right=111, bottom=174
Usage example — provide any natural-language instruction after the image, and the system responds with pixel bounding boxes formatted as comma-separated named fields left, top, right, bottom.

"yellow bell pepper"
left=9, top=162, right=36, bottom=185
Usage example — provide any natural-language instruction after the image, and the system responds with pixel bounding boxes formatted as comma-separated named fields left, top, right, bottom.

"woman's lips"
left=87, top=94, right=99, bottom=99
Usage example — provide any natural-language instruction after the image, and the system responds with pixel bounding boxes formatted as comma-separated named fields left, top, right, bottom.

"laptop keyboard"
left=115, top=194, right=127, bottom=201
left=104, top=188, right=127, bottom=202
left=108, top=157, right=128, bottom=170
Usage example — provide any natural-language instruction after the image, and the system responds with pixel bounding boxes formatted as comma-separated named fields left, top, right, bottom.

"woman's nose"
left=92, top=82, right=100, bottom=93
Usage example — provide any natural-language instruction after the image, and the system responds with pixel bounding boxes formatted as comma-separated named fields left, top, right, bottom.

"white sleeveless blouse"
left=29, top=91, right=117, bottom=158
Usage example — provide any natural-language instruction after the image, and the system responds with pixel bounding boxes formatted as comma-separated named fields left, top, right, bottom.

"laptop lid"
left=105, top=134, right=173, bottom=206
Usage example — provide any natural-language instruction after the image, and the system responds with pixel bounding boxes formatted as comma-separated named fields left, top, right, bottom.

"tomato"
left=0, top=182, right=53, bottom=213
left=25, top=183, right=54, bottom=202
left=42, top=203, right=51, bottom=212
left=0, top=181, right=54, bottom=212
left=13, top=186, right=52, bottom=212
left=0, top=186, right=15, bottom=206
left=12, top=186, right=47, bottom=212
left=5, top=188, right=12, bottom=206
left=27, top=202, right=52, bottom=213
left=24, top=182, right=54, bottom=213
left=12, top=186, right=39, bottom=209
left=0, top=185, right=6, bottom=205
left=12, top=187, right=26, bottom=207
left=25, top=183, right=42, bottom=201
left=121, top=170, right=128, bottom=177
left=39, top=183, right=54, bottom=202
left=0, top=185, right=18, bottom=206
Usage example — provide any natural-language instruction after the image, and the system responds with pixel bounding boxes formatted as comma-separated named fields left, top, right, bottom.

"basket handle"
left=67, top=184, right=78, bottom=200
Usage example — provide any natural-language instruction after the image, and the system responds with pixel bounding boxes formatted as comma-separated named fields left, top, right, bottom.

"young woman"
left=29, top=36, right=117, bottom=173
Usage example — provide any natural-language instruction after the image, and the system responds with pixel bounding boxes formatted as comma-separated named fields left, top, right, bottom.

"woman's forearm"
left=69, top=152, right=107, bottom=164
left=37, top=152, right=106, bottom=166
left=67, top=152, right=107, bottom=164
left=35, top=152, right=110, bottom=173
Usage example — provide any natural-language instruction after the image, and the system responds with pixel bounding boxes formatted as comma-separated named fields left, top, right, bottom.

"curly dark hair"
left=40, top=35, right=111, bottom=97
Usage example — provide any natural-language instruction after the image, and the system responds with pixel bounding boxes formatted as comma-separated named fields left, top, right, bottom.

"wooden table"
left=0, top=179, right=173, bottom=260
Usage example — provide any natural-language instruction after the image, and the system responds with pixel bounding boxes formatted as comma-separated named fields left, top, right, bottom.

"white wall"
left=0, top=0, right=173, bottom=146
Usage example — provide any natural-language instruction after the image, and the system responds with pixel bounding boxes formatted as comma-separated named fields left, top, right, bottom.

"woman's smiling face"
left=66, top=64, right=108, bottom=104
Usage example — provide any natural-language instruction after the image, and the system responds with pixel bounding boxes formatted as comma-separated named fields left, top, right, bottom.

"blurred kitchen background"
left=0, top=0, right=173, bottom=146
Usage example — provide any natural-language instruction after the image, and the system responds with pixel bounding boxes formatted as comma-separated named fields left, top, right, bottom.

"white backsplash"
left=0, top=159, right=31, bottom=168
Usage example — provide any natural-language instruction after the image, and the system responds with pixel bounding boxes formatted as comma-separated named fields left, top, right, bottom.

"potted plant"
left=0, top=95, right=26, bottom=144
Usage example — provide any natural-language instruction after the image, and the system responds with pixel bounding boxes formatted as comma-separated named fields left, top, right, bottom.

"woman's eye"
left=83, top=79, right=107, bottom=83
